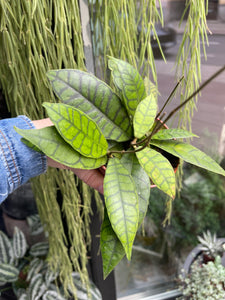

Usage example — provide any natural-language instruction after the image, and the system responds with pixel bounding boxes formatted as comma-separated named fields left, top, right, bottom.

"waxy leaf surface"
left=103, top=157, right=139, bottom=260
left=47, top=69, right=132, bottom=141
left=15, top=127, right=107, bottom=169
left=108, top=57, right=146, bottom=118
left=43, top=103, right=108, bottom=158
left=151, top=139, right=225, bottom=176
left=152, top=128, right=198, bottom=140
left=121, top=153, right=150, bottom=227
left=136, top=148, right=176, bottom=198
left=100, top=211, right=125, bottom=279
left=133, top=94, right=157, bottom=138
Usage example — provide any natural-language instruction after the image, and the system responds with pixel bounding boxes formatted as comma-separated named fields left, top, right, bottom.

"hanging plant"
left=15, top=57, right=225, bottom=278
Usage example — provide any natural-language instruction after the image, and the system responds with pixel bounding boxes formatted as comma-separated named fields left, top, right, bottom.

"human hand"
left=33, top=118, right=104, bottom=194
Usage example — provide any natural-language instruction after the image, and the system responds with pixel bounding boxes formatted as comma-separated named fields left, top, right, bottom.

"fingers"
left=70, top=168, right=104, bottom=194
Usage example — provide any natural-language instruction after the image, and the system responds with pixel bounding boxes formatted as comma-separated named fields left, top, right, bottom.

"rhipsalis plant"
left=15, top=57, right=225, bottom=278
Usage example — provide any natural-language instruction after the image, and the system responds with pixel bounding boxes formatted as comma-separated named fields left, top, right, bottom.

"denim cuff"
left=0, top=116, right=47, bottom=204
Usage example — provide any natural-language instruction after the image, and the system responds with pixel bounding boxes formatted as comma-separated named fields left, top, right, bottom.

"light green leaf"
left=121, top=153, right=150, bottom=227
left=133, top=94, right=157, bottom=138
left=43, top=103, right=108, bottom=158
left=47, top=69, right=132, bottom=141
left=100, top=211, right=125, bottom=279
left=103, top=157, right=139, bottom=260
left=13, top=227, right=28, bottom=259
left=152, top=128, right=198, bottom=140
left=136, top=148, right=176, bottom=198
left=108, top=57, right=146, bottom=118
left=151, top=139, right=225, bottom=176
left=15, top=127, right=107, bottom=169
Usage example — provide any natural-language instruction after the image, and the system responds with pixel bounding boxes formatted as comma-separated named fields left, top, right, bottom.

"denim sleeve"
left=0, top=116, right=47, bottom=204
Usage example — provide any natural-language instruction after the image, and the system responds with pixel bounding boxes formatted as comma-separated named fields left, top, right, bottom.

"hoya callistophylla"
left=15, top=57, right=225, bottom=278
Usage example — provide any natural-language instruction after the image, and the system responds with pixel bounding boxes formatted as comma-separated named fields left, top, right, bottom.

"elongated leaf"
left=28, top=274, right=47, bottom=300
left=29, top=242, right=49, bottom=257
left=151, top=139, right=225, bottom=176
left=43, top=103, right=108, bottom=158
left=13, top=227, right=27, bottom=259
left=0, top=231, right=13, bottom=264
left=43, top=291, right=66, bottom=300
left=47, top=69, right=132, bottom=141
left=71, top=272, right=102, bottom=300
left=108, top=57, right=146, bottom=118
left=0, top=263, right=19, bottom=282
left=100, top=211, right=125, bottom=279
left=152, top=128, right=198, bottom=140
left=136, top=148, right=176, bottom=198
left=103, top=157, right=139, bottom=260
left=27, top=258, right=44, bottom=282
left=133, top=94, right=157, bottom=138
left=15, top=127, right=107, bottom=169
left=121, top=153, right=150, bottom=227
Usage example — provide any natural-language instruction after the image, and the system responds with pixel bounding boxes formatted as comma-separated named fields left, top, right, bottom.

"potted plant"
left=0, top=216, right=102, bottom=300
left=178, top=231, right=225, bottom=299
left=14, top=57, right=225, bottom=280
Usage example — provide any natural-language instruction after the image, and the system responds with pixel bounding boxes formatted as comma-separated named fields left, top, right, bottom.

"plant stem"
left=156, top=76, right=184, bottom=120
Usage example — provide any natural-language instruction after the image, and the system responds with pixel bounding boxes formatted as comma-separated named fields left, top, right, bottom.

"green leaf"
left=103, top=157, right=139, bottom=260
left=47, top=69, right=132, bottom=141
left=121, top=153, right=150, bottom=227
left=29, top=242, right=49, bottom=257
left=13, top=227, right=28, bottom=259
left=108, top=57, right=146, bottom=118
left=0, top=263, right=19, bottom=283
left=28, top=274, right=47, bottom=300
left=15, top=126, right=107, bottom=169
left=27, top=258, right=45, bottom=282
left=133, top=94, right=158, bottom=138
left=43, top=103, right=108, bottom=158
left=100, top=211, right=125, bottom=279
left=152, top=128, right=198, bottom=140
left=136, top=148, right=176, bottom=198
left=43, top=291, right=66, bottom=300
left=151, top=139, right=225, bottom=177
left=0, top=231, right=13, bottom=264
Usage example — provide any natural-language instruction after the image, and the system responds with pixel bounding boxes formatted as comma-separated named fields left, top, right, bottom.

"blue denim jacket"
left=0, top=116, right=47, bottom=204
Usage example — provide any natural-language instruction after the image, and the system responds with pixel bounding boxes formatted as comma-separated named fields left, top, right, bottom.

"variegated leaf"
left=13, top=227, right=28, bottom=259
left=100, top=210, right=125, bottom=279
left=15, top=127, right=107, bottom=169
left=27, top=258, right=44, bottom=282
left=71, top=272, right=102, bottom=300
left=0, top=231, right=13, bottom=264
left=108, top=57, right=146, bottom=117
left=45, top=268, right=59, bottom=287
left=29, top=242, right=49, bottom=257
left=28, top=274, right=47, bottom=300
left=18, top=294, right=28, bottom=300
left=0, top=263, right=19, bottom=282
left=42, top=291, right=66, bottom=300
left=152, top=128, right=198, bottom=140
left=133, top=94, right=158, bottom=138
left=136, top=148, right=176, bottom=198
left=47, top=69, right=132, bottom=141
left=103, top=157, right=139, bottom=260
left=108, top=57, right=146, bottom=118
left=121, top=153, right=150, bottom=226
left=43, top=103, right=108, bottom=158
left=151, top=139, right=225, bottom=176
left=26, top=215, right=44, bottom=236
